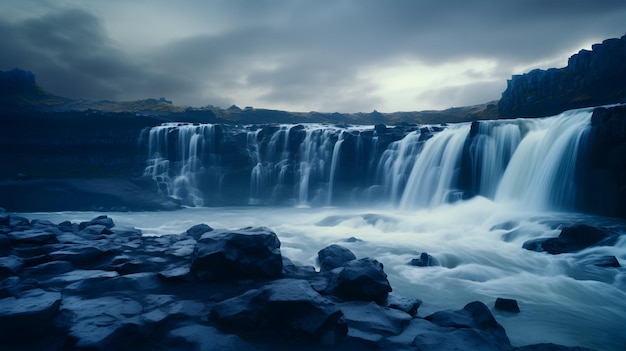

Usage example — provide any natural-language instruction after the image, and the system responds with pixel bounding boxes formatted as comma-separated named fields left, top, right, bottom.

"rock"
left=0, top=289, right=62, bottom=339
left=79, top=215, right=115, bottom=230
left=60, top=296, right=143, bottom=350
left=499, top=34, right=626, bottom=119
left=264, top=279, right=347, bottom=344
left=339, top=301, right=412, bottom=336
left=409, top=252, right=440, bottom=267
left=211, top=289, right=265, bottom=331
left=213, top=279, right=347, bottom=344
left=0, top=234, right=12, bottom=254
left=332, top=258, right=392, bottom=303
left=79, top=224, right=114, bottom=236
left=48, top=243, right=117, bottom=268
left=167, top=325, right=258, bottom=351
left=0, top=213, right=9, bottom=226
left=317, top=244, right=356, bottom=271
left=158, top=265, right=193, bottom=281
left=58, top=220, right=79, bottom=233
left=65, top=272, right=160, bottom=295
left=7, top=229, right=58, bottom=245
left=588, top=255, right=621, bottom=268
left=0, top=255, right=24, bottom=278
left=384, top=292, right=422, bottom=317
left=515, top=343, right=596, bottom=351
left=524, top=225, right=615, bottom=254
left=185, top=223, right=213, bottom=240
left=8, top=216, right=30, bottom=230
left=190, top=227, right=282, bottom=281
left=43, top=269, right=119, bottom=289
left=495, top=298, right=520, bottom=313
left=23, top=260, right=74, bottom=276
left=425, top=301, right=510, bottom=346
left=545, top=225, right=614, bottom=253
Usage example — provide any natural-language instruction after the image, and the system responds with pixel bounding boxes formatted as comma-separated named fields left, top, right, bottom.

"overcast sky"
left=1, top=1, right=625, bottom=112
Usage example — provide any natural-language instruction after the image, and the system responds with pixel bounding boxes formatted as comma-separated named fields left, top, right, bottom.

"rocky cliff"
left=499, top=34, right=626, bottom=118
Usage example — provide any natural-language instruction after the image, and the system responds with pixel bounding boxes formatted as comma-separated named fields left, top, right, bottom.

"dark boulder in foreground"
left=523, top=224, right=616, bottom=254
left=0, top=213, right=599, bottom=351
left=190, top=226, right=283, bottom=281
left=332, top=258, right=392, bottom=304
left=318, top=244, right=356, bottom=272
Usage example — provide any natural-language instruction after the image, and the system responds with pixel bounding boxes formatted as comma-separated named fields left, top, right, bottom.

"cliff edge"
left=499, top=34, right=626, bottom=118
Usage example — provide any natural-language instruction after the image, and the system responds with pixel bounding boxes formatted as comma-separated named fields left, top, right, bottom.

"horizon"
left=0, top=1, right=625, bottom=113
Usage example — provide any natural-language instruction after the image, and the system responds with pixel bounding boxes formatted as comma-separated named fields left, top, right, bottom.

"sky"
left=0, top=1, right=625, bottom=113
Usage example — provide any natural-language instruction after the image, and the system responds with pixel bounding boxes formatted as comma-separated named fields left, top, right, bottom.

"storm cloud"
left=1, top=0, right=625, bottom=112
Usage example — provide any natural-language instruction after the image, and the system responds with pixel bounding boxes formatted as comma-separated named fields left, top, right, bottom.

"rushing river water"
left=19, top=198, right=626, bottom=350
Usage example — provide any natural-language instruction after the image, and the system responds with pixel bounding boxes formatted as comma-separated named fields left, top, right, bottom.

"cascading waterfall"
left=399, top=125, right=469, bottom=209
left=494, top=109, right=591, bottom=210
left=143, top=123, right=219, bottom=206
left=141, top=108, right=593, bottom=211
left=327, top=131, right=345, bottom=206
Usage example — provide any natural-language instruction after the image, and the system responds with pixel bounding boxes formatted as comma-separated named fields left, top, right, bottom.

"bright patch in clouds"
left=364, top=59, right=500, bottom=111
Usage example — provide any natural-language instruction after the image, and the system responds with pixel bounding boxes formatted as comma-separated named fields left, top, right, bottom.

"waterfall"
left=141, top=108, right=593, bottom=211
left=399, top=125, right=469, bottom=209
left=327, top=131, right=345, bottom=206
left=143, top=123, right=217, bottom=206
left=494, top=109, right=591, bottom=210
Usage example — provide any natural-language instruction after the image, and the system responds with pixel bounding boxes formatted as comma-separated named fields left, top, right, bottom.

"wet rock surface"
left=523, top=224, right=617, bottom=254
left=0, top=214, right=597, bottom=351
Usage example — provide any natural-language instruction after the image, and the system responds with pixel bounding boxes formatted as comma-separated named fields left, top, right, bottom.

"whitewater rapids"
left=21, top=199, right=626, bottom=351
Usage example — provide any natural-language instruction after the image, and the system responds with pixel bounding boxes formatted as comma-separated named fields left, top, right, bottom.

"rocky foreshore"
left=0, top=213, right=596, bottom=351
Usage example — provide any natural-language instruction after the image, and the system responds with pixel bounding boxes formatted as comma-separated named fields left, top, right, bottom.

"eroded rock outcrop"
left=499, top=34, right=626, bottom=118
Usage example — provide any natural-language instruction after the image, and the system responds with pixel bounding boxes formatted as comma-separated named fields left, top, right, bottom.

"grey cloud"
left=1, top=1, right=625, bottom=111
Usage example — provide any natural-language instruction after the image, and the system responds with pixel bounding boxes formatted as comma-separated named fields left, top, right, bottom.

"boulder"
left=408, top=252, right=439, bottom=267
left=317, top=244, right=356, bottom=272
left=190, top=227, right=282, bottom=281
left=0, top=289, right=62, bottom=340
left=60, top=296, right=143, bottom=350
left=523, top=225, right=615, bottom=254
left=167, top=325, right=258, bottom=351
left=0, top=255, right=23, bottom=278
left=211, top=289, right=265, bottom=331
left=587, top=255, right=621, bottom=268
left=339, top=301, right=412, bottom=336
left=420, top=301, right=511, bottom=350
left=212, top=279, right=347, bottom=345
left=79, top=224, right=114, bottom=236
left=332, top=258, right=392, bottom=303
left=7, top=229, right=58, bottom=245
left=425, top=301, right=510, bottom=347
left=185, top=223, right=214, bottom=240
left=515, top=343, right=596, bottom=351
left=79, top=215, right=115, bottom=230
left=48, top=243, right=117, bottom=268
left=384, top=293, right=422, bottom=317
left=495, top=298, right=520, bottom=313
left=0, top=214, right=10, bottom=226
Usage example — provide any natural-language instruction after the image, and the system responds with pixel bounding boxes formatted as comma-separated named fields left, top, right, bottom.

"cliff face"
left=578, top=105, right=626, bottom=218
left=499, top=34, right=626, bottom=118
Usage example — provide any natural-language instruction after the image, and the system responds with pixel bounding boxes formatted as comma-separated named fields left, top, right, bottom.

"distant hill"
left=3, top=30, right=626, bottom=124
left=0, top=68, right=498, bottom=125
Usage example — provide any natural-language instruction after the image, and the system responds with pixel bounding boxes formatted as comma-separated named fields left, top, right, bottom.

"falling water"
left=494, top=109, right=591, bottom=210
left=141, top=108, right=594, bottom=211
left=399, top=125, right=469, bottom=209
